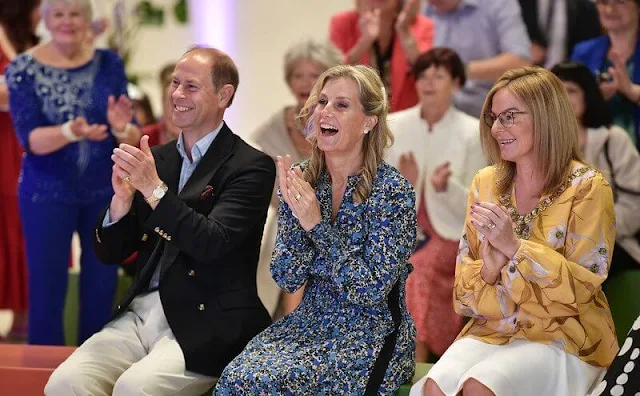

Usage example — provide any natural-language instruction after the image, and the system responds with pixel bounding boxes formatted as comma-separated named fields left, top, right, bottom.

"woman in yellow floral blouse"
left=411, top=66, right=619, bottom=396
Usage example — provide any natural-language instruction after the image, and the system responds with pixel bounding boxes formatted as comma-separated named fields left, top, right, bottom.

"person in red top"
left=0, top=0, right=41, bottom=327
left=329, top=0, right=434, bottom=112
left=142, top=63, right=180, bottom=147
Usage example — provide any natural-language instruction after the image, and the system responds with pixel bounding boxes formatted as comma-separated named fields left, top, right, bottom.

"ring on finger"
left=123, top=174, right=131, bottom=183
left=294, top=193, right=302, bottom=201
left=486, top=222, right=496, bottom=230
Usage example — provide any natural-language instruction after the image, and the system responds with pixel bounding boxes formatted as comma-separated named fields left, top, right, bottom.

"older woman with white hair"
left=251, top=39, right=342, bottom=316
left=6, top=0, right=140, bottom=345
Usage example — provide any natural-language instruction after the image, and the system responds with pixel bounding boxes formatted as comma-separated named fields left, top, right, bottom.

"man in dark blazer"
left=518, top=0, right=601, bottom=68
left=45, top=47, right=275, bottom=396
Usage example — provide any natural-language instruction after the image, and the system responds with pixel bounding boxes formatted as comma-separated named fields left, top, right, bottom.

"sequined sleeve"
left=306, top=173, right=416, bottom=307
left=501, top=173, right=616, bottom=316
left=5, top=56, right=47, bottom=151
left=454, top=173, right=518, bottom=319
left=270, top=194, right=314, bottom=293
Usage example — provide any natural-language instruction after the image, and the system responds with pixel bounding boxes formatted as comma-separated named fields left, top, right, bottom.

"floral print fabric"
left=454, top=162, right=618, bottom=368
left=214, top=162, right=417, bottom=395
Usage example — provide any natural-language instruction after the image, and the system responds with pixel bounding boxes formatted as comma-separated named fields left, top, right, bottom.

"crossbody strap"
left=603, top=136, right=640, bottom=200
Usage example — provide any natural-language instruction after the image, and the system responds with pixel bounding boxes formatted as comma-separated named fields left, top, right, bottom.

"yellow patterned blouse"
left=454, top=161, right=618, bottom=368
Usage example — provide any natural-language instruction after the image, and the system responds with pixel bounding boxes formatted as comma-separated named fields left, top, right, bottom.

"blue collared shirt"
left=425, top=0, right=531, bottom=117
left=174, top=122, right=222, bottom=193
left=103, top=121, right=224, bottom=289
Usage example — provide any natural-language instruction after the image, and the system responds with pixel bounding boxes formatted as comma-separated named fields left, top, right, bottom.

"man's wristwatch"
left=145, top=182, right=168, bottom=204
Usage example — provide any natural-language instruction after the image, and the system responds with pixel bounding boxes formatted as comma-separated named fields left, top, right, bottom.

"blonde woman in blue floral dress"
left=214, top=65, right=417, bottom=395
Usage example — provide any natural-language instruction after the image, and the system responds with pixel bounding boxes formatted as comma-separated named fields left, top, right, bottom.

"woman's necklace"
left=498, top=166, right=593, bottom=239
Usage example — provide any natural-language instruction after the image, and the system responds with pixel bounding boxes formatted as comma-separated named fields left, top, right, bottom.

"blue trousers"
left=20, top=197, right=118, bottom=345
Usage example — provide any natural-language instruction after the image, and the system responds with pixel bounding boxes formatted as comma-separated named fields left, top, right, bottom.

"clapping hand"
left=359, top=8, right=381, bottom=45
left=606, top=51, right=640, bottom=103
left=479, top=239, right=509, bottom=285
left=107, top=94, right=134, bottom=133
left=398, top=151, right=419, bottom=186
left=276, top=154, right=322, bottom=231
left=430, top=162, right=451, bottom=192
left=70, top=116, right=108, bottom=141
left=111, top=135, right=162, bottom=199
left=470, top=201, right=520, bottom=259
left=111, top=162, right=135, bottom=201
left=395, top=0, right=417, bottom=35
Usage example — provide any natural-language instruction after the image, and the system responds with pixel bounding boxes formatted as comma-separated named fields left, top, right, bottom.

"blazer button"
left=188, top=270, right=195, bottom=276
left=590, top=263, right=599, bottom=273
left=508, top=265, right=516, bottom=273
left=141, top=233, right=148, bottom=242
left=167, top=235, right=172, bottom=241
left=117, top=305, right=121, bottom=310
left=198, top=303, right=205, bottom=311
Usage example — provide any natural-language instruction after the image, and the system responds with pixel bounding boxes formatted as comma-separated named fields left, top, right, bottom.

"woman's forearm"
left=28, top=125, right=72, bottom=155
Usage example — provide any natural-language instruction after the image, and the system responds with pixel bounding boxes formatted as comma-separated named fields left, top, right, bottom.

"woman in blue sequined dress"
left=214, top=65, right=417, bottom=395
left=5, top=0, right=141, bottom=345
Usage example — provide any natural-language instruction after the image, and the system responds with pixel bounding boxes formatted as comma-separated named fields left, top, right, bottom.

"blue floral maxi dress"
left=214, top=162, right=417, bottom=395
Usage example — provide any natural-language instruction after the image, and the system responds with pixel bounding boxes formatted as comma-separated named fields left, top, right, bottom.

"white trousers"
left=45, top=291, right=216, bottom=396
left=410, top=337, right=604, bottom=396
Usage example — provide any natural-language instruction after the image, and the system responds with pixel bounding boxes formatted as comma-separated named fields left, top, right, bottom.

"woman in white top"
left=251, top=39, right=342, bottom=316
left=387, top=47, right=486, bottom=362
left=552, top=61, right=640, bottom=274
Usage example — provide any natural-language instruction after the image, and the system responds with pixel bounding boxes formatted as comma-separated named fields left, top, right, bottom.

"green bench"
left=395, top=362, right=432, bottom=396
left=602, top=270, right=640, bottom=344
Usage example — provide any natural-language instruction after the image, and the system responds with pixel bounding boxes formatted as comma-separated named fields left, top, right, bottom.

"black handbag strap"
left=602, top=136, right=640, bottom=200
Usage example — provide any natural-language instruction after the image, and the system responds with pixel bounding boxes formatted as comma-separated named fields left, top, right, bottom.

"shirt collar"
left=417, top=105, right=456, bottom=131
left=426, top=0, right=477, bottom=15
left=176, top=121, right=225, bottom=164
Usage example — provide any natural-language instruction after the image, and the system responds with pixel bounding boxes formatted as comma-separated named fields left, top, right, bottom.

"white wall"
left=127, top=0, right=352, bottom=138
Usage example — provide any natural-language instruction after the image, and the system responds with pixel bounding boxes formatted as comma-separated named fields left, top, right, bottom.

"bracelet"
left=112, top=122, right=134, bottom=139
left=61, top=120, right=83, bottom=142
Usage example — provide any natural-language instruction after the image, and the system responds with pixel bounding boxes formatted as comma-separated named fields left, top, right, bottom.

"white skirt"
left=410, top=337, right=604, bottom=396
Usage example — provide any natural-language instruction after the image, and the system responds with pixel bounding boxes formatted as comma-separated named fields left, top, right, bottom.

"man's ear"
left=218, top=84, right=235, bottom=108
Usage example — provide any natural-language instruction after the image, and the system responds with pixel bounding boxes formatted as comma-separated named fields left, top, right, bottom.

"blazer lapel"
left=178, top=123, right=235, bottom=205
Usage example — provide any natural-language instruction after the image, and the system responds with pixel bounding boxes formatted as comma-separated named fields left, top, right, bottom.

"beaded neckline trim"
left=498, top=167, right=593, bottom=239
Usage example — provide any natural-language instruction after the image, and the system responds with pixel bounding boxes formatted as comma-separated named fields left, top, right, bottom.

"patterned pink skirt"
left=405, top=194, right=464, bottom=355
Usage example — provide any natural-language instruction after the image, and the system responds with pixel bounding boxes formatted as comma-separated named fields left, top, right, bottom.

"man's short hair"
left=183, top=46, right=239, bottom=107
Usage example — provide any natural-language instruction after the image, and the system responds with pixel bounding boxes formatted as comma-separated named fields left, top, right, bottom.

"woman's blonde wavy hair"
left=480, top=66, right=583, bottom=195
left=297, top=64, right=393, bottom=204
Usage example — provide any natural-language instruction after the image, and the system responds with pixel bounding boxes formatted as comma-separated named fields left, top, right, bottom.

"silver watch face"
left=153, top=185, right=166, bottom=199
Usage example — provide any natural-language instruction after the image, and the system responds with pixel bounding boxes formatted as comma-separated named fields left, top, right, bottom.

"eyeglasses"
left=483, top=110, right=528, bottom=128
left=595, top=0, right=632, bottom=6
